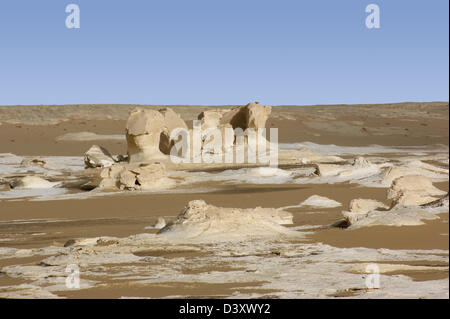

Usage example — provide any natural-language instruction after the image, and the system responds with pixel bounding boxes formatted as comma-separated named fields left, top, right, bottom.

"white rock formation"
left=198, top=109, right=229, bottom=130
left=282, top=195, right=341, bottom=209
left=157, top=200, right=297, bottom=242
left=126, top=109, right=167, bottom=162
left=343, top=205, right=446, bottom=229
left=84, top=145, right=115, bottom=168
left=341, top=177, right=448, bottom=228
left=388, top=175, right=447, bottom=207
left=193, top=103, right=272, bottom=161
left=126, top=108, right=188, bottom=163
left=20, top=158, right=46, bottom=167
left=380, top=162, right=449, bottom=186
left=220, top=102, right=272, bottom=130
left=342, top=199, right=389, bottom=225
left=421, top=193, right=449, bottom=208
left=99, top=162, right=175, bottom=191
left=349, top=198, right=388, bottom=214
left=158, top=108, right=189, bottom=155
left=11, top=176, right=60, bottom=189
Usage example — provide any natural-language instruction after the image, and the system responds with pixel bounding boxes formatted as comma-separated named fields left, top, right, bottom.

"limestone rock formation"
left=342, top=199, right=389, bottom=225
left=340, top=177, right=447, bottom=229
left=388, top=175, right=447, bottom=207
left=10, top=176, right=60, bottom=189
left=198, top=109, right=229, bottom=130
left=20, top=157, right=46, bottom=167
left=157, top=199, right=296, bottom=241
left=84, top=145, right=115, bottom=168
left=349, top=198, right=388, bottom=214
left=313, top=157, right=376, bottom=177
left=158, top=108, right=189, bottom=155
left=421, top=193, right=449, bottom=208
left=126, top=109, right=166, bottom=163
left=220, top=102, right=272, bottom=130
left=126, top=108, right=188, bottom=163
left=99, top=162, right=175, bottom=191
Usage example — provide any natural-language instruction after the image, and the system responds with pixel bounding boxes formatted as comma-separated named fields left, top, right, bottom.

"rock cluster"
left=124, top=102, right=272, bottom=164
left=341, top=174, right=447, bottom=228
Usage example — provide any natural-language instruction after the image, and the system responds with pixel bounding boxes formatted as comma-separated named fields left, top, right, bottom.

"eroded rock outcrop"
left=198, top=109, right=229, bottom=130
left=220, top=102, right=272, bottom=130
left=10, top=176, right=60, bottom=189
left=99, top=162, right=175, bottom=191
left=84, top=145, right=115, bottom=168
left=20, top=158, right=46, bottom=167
left=340, top=176, right=447, bottom=229
left=126, top=109, right=167, bottom=162
left=342, top=199, right=389, bottom=225
left=158, top=108, right=189, bottom=155
left=126, top=108, right=188, bottom=163
left=388, top=175, right=447, bottom=207
left=157, top=199, right=296, bottom=241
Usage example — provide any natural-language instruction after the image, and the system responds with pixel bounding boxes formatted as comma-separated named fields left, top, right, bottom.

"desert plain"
left=0, top=102, right=448, bottom=298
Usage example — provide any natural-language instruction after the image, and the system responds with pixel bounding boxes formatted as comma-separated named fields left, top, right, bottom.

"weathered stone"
left=157, top=200, right=296, bottom=241
left=388, top=175, right=447, bottom=207
left=220, top=102, right=271, bottom=130
left=11, top=176, right=60, bottom=189
left=98, top=162, right=174, bottom=191
left=198, top=109, right=229, bottom=130
left=84, top=145, right=115, bottom=168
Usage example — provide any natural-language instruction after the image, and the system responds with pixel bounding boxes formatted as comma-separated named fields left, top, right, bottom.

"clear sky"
left=0, top=0, right=448, bottom=105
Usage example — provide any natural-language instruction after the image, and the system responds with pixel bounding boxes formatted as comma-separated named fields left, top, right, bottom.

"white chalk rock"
left=158, top=107, right=189, bottom=155
left=157, top=200, right=296, bottom=242
left=349, top=198, right=388, bottom=214
left=300, top=195, right=341, bottom=208
left=220, top=102, right=271, bottom=130
left=198, top=109, right=229, bottom=130
left=388, top=175, right=447, bottom=207
left=342, top=199, right=389, bottom=225
left=126, top=109, right=167, bottom=163
left=84, top=145, right=115, bottom=168
left=12, top=176, right=60, bottom=189
left=99, top=162, right=174, bottom=191
left=126, top=108, right=189, bottom=162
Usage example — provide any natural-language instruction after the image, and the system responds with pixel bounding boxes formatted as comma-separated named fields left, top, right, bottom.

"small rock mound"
left=157, top=200, right=296, bottom=242
left=342, top=199, right=389, bottom=225
left=20, top=158, right=46, bottom=167
left=10, top=176, right=60, bottom=189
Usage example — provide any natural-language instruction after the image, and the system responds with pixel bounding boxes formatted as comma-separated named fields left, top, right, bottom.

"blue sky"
left=0, top=0, right=448, bottom=105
